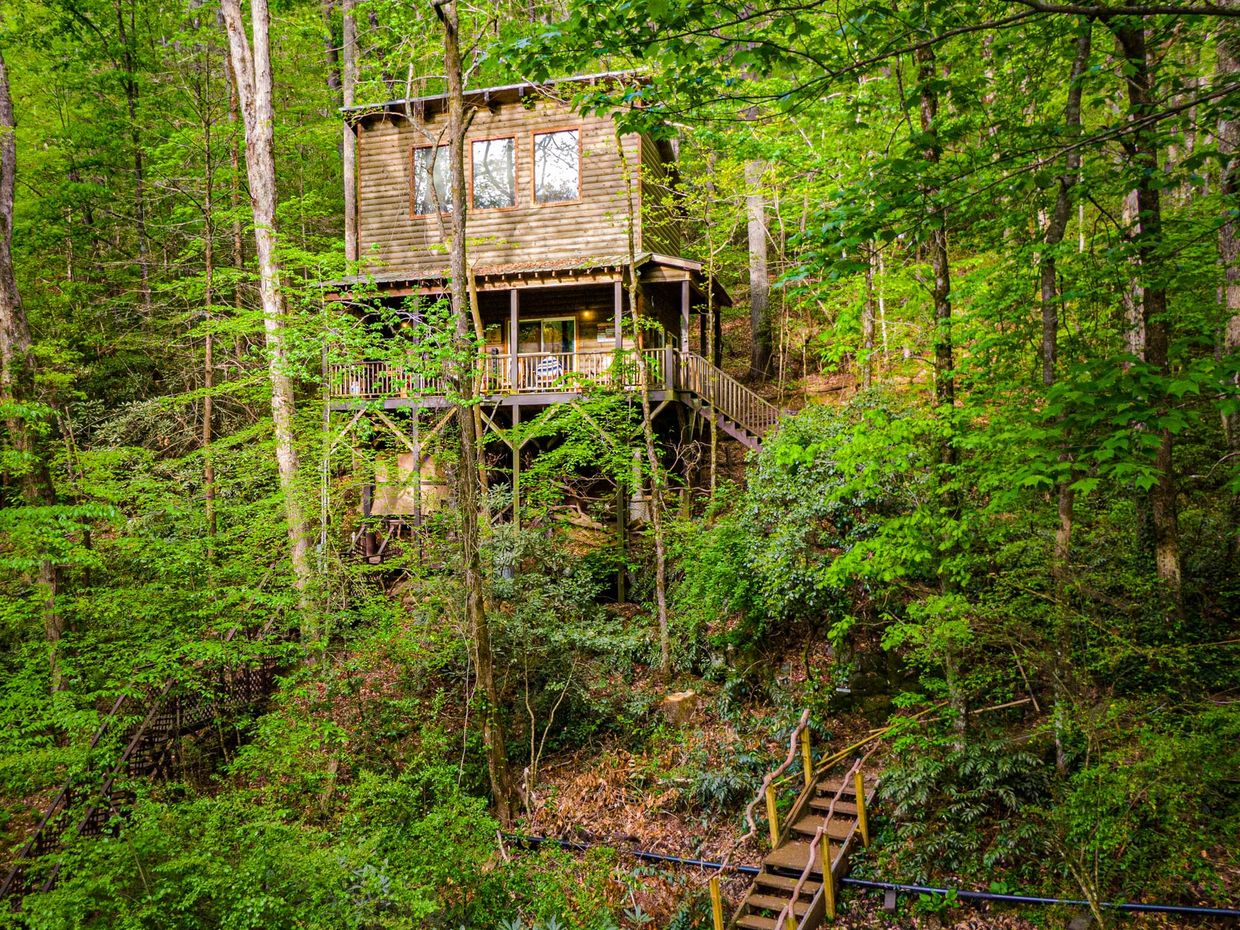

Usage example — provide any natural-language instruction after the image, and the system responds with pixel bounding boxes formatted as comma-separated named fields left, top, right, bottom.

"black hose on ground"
left=499, top=833, right=1240, bottom=919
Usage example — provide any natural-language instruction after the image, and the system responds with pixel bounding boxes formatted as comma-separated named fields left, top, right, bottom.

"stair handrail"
left=739, top=710, right=811, bottom=846
left=675, top=351, right=781, bottom=439
left=774, top=756, right=864, bottom=930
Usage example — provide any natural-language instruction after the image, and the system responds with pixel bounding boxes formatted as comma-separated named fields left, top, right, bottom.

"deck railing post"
left=765, top=783, right=780, bottom=848
left=820, top=837, right=836, bottom=920
left=854, top=770, right=869, bottom=847
left=800, top=728, right=813, bottom=789
left=709, top=875, right=724, bottom=930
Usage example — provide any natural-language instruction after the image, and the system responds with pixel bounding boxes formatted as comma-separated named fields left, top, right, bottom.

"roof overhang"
left=323, top=253, right=732, bottom=309
left=342, top=70, right=647, bottom=127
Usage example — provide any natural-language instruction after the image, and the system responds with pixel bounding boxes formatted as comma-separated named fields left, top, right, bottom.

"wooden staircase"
left=717, top=714, right=883, bottom=930
left=732, top=764, right=877, bottom=930
left=1, top=643, right=278, bottom=909
left=675, top=352, right=781, bottom=450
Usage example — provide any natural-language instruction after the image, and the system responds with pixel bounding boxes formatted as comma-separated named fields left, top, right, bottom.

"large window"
left=533, top=130, right=580, bottom=204
left=411, top=145, right=452, bottom=215
left=472, top=138, right=516, bottom=209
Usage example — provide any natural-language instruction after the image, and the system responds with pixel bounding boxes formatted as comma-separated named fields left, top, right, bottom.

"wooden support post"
left=512, top=404, right=521, bottom=532
left=615, top=279, right=624, bottom=359
left=765, top=783, right=779, bottom=848
left=699, top=306, right=707, bottom=356
left=411, top=408, right=422, bottom=527
left=800, top=728, right=813, bottom=789
left=713, top=308, right=723, bottom=367
left=709, top=875, right=724, bottom=930
left=509, top=289, right=519, bottom=391
left=854, top=770, right=869, bottom=847
left=680, top=278, right=691, bottom=351
left=820, top=837, right=836, bottom=920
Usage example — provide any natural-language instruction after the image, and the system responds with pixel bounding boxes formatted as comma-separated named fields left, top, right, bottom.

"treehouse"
left=326, top=73, right=778, bottom=557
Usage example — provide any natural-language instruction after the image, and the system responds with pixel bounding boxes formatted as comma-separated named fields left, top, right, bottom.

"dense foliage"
left=0, top=0, right=1238, bottom=926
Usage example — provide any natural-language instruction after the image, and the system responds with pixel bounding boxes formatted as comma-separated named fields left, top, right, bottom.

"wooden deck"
left=328, top=348, right=781, bottom=448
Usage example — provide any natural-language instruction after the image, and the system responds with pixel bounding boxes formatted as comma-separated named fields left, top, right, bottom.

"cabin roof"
left=325, top=253, right=732, bottom=308
left=343, top=70, right=645, bottom=126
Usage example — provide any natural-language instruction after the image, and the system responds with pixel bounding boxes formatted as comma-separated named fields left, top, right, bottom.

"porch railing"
left=328, top=348, right=780, bottom=439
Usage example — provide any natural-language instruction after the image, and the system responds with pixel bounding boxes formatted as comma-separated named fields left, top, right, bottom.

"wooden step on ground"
left=807, top=797, right=858, bottom=815
left=736, top=915, right=782, bottom=930
left=790, top=815, right=856, bottom=840
left=762, top=839, right=843, bottom=875
left=746, top=894, right=811, bottom=916
left=754, top=872, right=822, bottom=896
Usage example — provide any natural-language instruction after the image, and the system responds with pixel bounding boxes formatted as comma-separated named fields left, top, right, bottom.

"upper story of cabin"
left=343, top=73, right=680, bottom=280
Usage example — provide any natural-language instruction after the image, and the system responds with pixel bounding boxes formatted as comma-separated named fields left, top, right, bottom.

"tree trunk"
left=862, top=243, right=877, bottom=389
left=616, top=132, right=672, bottom=678
left=915, top=39, right=965, bottom=743
left=220, top=0, right=315, bottom=619
left=1042, top=27, right=1091, bottom=582
left=321, top=0, right=341, bottom=98
left=115, top=0, right=153, bottom=316
left=1114, top=22, right=1182, bottom=596
left=0, top=49, right=63, bottom=691
left=342, top=0, right=358, bottom=262
left=915, top=43, right=957, bottom=469
left=1218, top=1, right=1240, bottom=561
left=436, top=0, right=516, bottom=827
left=746, top=160, right=771, bottom=378
left=203, top=51, right=217, bottom=552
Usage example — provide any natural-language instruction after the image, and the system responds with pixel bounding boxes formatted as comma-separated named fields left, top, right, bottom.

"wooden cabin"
left=327, top=73, right=778, bottom=555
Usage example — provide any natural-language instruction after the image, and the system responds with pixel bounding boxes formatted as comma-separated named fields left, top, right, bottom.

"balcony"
left=328, top=348, right=673, bottom=400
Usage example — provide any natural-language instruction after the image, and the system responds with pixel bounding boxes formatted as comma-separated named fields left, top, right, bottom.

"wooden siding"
left=356, top=97, right=659, bottom=277
left=639, top=134, right=682, bottom=256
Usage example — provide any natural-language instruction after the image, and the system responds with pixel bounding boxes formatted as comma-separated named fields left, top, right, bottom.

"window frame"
left=409, top=143, right=453, bottom=217
left=468, top=135, right=519, bottom=212
left=530, top=127, right=583, bottom=207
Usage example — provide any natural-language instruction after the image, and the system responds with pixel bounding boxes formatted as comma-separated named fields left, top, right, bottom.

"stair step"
left=746, top=894, right=810, bottom=916
left=815, top=777, right=856, bottom=798
left=791, top=815, right=856, bottom=840
left=755, top=872, right=822, bottom=895
left=737, top=916, right=781, bottom=930
left=808, top=797, right=859, bottom=815
left=763, top=840, right=842, bottom=875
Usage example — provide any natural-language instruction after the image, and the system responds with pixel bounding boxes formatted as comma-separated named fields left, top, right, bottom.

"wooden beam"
left=509, top=289, right=519, bottom=392
left=680, top=278, right=690, bottom=351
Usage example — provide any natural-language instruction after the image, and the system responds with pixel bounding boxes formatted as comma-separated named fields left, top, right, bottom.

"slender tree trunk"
left=915, top=44, right=957, bottom=469
left=1218, top=2, right=1240, bottom=561
left=203, top=47, right=218, bottom=552
left=862, top=243, right=877, bottom=389
left=1042, top=27, right=1091, bottom=584
left=915, top=40, right=965, bottom=742
left=341, top=0, right=358, bottom=262
left=115, top=0, right=153, bottom=316
left=436, top=0, right=516, bottom=826
left=616, top=133, right=672, bottom=678
left=1039, top=26, right=1092, bottom=775
left=746, top=159, right=771, bottom=378
left=321, top=0, right=341, bottom=98
left=0, top=49, right=63, bottom=691
left=1114, top=22, right=1182, bottom=596
left=221, top=0, right=315, bottom=619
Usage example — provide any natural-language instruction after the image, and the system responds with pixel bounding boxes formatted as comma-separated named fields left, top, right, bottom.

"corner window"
left=533, top=129, right=580, bottom=204
left=411, top=145, right=452, bottom=215
left=472, top=138, right=516, bottom=209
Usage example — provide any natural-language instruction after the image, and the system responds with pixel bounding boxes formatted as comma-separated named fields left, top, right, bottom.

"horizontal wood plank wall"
left=357, top=99, right=642, bottom=277
left=639, top=134, right=682, bottom=256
